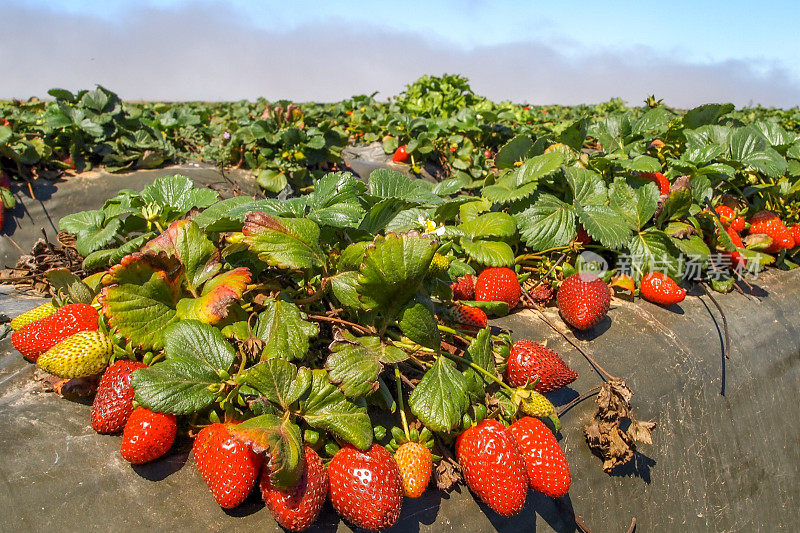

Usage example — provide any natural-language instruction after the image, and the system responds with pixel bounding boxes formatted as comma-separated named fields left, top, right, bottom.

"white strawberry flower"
left=418, top=215, right=446, bottom=236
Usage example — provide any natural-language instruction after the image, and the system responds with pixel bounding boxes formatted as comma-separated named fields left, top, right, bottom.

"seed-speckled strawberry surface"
left=456, top=419, right=528, bottom=517
left=11, top=303, right=99, bottom=362
left=556, top=273, right=610, bottom=330
left=749, top=210, right=794, bottom=253
left=193, top=422, right=263, bottom=509
left=474, top=267, right=521, bottom=309
left=91, top=360, right=148, bottom=434
left=328, top=444, right=403, bottom=531
left=509, top=417, right=571, bottom=498
left=639, top=272, right=686, bottom=306
left=450, top=274, right=475, bottom=301
left=639, top=171, right=670, bottom=196
left=36, top=330, right=112, bottom=379
left=9, top=302, right=56, bottom=331
left=120, top=407, right=177, bottom=464
left=448, top=304, right=487, bottom=329
left=261, top=446, right=328, bottom=532
left=505, top=340, right=578, bottom=392
left=395, top=441, right=432, bottom=498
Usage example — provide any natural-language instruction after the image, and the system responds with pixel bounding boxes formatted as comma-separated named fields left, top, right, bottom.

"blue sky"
left=2, top=0, right=799, bottom=106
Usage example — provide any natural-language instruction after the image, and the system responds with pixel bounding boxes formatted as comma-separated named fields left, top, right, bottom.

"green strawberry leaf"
left=307, top=172, right=364, bottom=209
left=461, top=328, right=495, bottom=402
left=337, top=241, right=371, bottom=271
left=297, top=369, right=373, bottom=450
left=251, top=298, right=319, bottom=361
left=618, top=155, right=661, bottom=173
left=515, top=152, right=564, bottom=185
left=130, top=320, right=234, bottom=414
left=656, top=188, right=693, bottom=225
left=384, top=207, right=430, bottom=234
left=45, top=268, right=95, bottom=304
left=193, top=196, right=260, bottom=232
left=626, top=229, right=684, bottom=281
left=325, top=331, right=408, bottom=397
left=575, top=203, right=635, bottom=250
left=329, top=271, right=362, bottom=309
left=408, top=355, right=470, bottom=433
left=240, top=359, right=312, bottom=410
left=59, top=209, right=123, bottom=256
left=100, top=269, right=180, bottom=350
left=356, top=232, right=438, bottom=318
left=458, top=212, right=516, bottom=240
left=495, top=134, right=533, bottom=169
left=82, top=232, right=155, bottom=270
left=608, top=177, right=659, bottom=231
left=461, top=238, right=515, bottom=267
left=242, top=212, right=325, bottom=271
left=514, top=194, right=576, bottom=251
left=227, top=415, right=304, bottom=489
left=367, top=169, right=443, bottom=206
left=398, top=301, right=441, bottom=350
left=565, top=166, right=608, bottom=206
left=482, top=172, right=539, bottom=204
left=140, top=174, right=218, bottom=215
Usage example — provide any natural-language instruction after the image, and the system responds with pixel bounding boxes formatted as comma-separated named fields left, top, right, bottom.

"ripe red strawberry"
left=556, top=273, right=610, bottom=330
left=474, top=267, right=521, bottom=309
left=11, top=303, right=99, bottom=362
left=328, top=444, right=403, bottom=531
left=749, top=211, right=794, bottom=253
left=456, top=419, right=527, bottom=516
left=194, top=422, right=263, bottom=509
left=120, top=407, right=177, bottom=464
left=639, top=272, right=686, bottom=306
left=450, top=274, right=475, bottom=301
left=575, top=225, right=591, bottom=245
left=715, top=205, right=745, bottom=232
left=791, top=225, right=800, bottom=248
left=638, top=171, right=670, bottom=196
left=724, top=227, right=746, bottom=270
left=509, top=417, right=571, bottom=498
left=91, top=360, right=148, bottom=434
left=394, top=441, right=432, bottom=498
left=447, top=304, right=487, bottom=329
left=505, top=340, right=578, bottom=392
left=392, top=145, right=410, bottom=163
left=261, top=446, right=328, bottom=532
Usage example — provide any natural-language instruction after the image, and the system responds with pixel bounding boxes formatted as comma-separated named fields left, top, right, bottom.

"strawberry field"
left=1, top=74, right=800, bottom=532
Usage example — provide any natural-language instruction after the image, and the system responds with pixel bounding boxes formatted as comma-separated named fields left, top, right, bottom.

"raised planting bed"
left=2, top=268, right=799, bottom=531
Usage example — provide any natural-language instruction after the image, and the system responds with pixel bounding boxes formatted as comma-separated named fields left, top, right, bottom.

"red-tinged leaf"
left=610, top=274, right=636, bottom=294
left=141, top=220, right=222, bottom=292
left=228, top=415, right=305, bottom=489
left=103, top=252, right=178, bottom=286
left=175, top=267, right=251, bottom=324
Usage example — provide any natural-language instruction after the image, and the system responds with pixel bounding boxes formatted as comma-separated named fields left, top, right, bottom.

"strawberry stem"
left=393, top=365, right=411, bottom=441
left=438, top=349, right=514, bottom=395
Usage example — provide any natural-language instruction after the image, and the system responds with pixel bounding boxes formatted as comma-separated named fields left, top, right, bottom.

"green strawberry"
left=9, top=302, right=57, bottom=331
left=37, top=331, right=113, bottom=379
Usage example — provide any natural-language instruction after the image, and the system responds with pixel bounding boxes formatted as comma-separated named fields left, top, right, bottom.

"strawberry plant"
left=4, top=73, right=800, bottom=530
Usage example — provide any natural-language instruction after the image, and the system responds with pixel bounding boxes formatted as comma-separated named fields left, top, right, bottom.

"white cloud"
left=1, top=2, right=798, bottom=108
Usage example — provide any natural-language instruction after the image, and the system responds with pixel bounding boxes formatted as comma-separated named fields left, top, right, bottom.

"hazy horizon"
left=3, top=1, right=799, bottom=108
